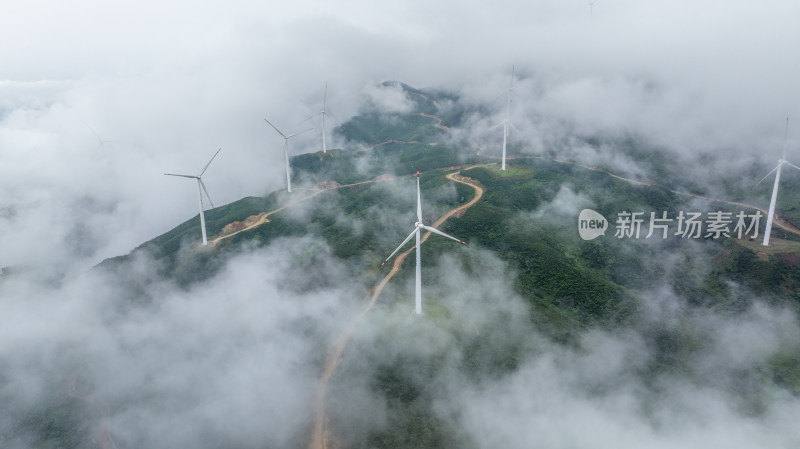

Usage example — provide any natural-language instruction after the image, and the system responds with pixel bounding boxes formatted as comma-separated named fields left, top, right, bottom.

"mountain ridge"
left=65, top=80, right=800, bottom=449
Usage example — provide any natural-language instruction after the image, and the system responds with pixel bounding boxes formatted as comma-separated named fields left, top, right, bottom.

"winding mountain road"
left=517, top=155, right=800, bottom=237
left=308, top=170, right=484, bottom=449
left=209, top=175, right=398, bottom=246
left=65, top=370, right=117, bottom=449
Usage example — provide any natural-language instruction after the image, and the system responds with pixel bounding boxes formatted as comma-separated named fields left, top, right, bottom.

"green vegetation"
left=714, top=240, right=800, bottom=305
left=770, top=350, right=800, bottom=394
left=83, top=81, right=800, bottom=449
left=481, top=164, right=536, bottom=178
left=339, top=113, right=444, bottom=145
left=446, top=165, right=640, bottom=333
left=3, top=387, right=91, bottom=449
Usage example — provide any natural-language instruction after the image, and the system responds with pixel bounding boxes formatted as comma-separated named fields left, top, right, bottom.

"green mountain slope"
left=64, top=82, right=800, bottom=448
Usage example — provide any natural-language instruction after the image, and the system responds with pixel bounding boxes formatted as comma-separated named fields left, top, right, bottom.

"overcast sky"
left=2, top=0, right=800, bottom=271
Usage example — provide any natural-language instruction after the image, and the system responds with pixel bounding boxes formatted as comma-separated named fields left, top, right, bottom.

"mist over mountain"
left=3, top=79, right=800, bottom=448
left=4, top=1, right=800, bottom=448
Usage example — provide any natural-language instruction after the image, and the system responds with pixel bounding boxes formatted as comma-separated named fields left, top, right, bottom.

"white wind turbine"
left=589, top=0, right=598, bottom=18
left=758, top=118, right=800, bottom=246
left=264, top=118, right=313, bottom=193
left=84, top=123, right=113, bottom=147
left=164, top=148, right=221, bottom=246
left=492, top=66, right=519, bottom=171
left=301, top=82, right=329, bottom=154
left=379, top=169, right=469, bottom=315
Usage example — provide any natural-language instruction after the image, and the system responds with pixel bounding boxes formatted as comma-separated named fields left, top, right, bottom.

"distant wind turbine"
left=84, top=123, right=113, bottom=147
left=379, top=169, right=468, bottom=315
left=264, top=118, right=313, bottom=193
left=589, top=0, right=598, bottom=18
left=301, top=82, right=329, bottom=153
left=492, top=66, right=520, bottom=171
left=164, top=148, right=221, bottom=246
left=757, top=118, right=800, bottom=246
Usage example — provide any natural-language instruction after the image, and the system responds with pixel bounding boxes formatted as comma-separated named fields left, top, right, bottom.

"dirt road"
left=209, top=175, right=398, bottom=246
left=512, top=155, right=800, bottom=237
left=307, top=171, right=484, bottom=449
left=65, top=370, right=117, bottom=449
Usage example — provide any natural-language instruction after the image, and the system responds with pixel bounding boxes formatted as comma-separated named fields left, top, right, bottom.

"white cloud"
left=0, top=237, right=364, bottom=448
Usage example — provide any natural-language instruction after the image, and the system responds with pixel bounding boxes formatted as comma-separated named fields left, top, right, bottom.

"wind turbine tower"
left=165, top=148, right=221, bottom=246
left=759, top=118, right=800, bottom=246
left=379, top=169, right=469, bottom=314
left=302, top=82, right=329, bottom=153
left=495, top=66, right=519, bottom=171
left=264, top=118, right=313, bottom=193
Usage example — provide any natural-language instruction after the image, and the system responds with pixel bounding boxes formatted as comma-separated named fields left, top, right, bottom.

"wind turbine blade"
left=199, top=148, right=221, bottom=176
left=782, top=117, right=789, bottom=160
left=493, top=90, right=510, bottom=102
left=165, top=173, right=197, bottom=179
left=509, top=122, right=521, bottom=137
left=416, top=169, right=422, bottom=223
left=379, top=228, right=418, bottom=269
left=264, top=118, right=287, bottom=138
left=323, top=81, right=328, bottom=111
left=785, top=162, right=800, bottom=171
left=199, top=179, right=215, bottom=208
left=84, top=122, right=103, bottom=143
left=86, top=124, right=100, bottom=138
left=422, top=225, right=468, bottom=245
left=755, top=164, right=780, bottom=187
left=489, top=121, right=505, bottom=131
left=287, top=127, right=314, bottom=139
left=299, top=112, right=322, bottom=124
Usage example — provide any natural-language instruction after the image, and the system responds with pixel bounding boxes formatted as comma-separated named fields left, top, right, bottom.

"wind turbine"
left=84, top=123, right=113, bottom=147
left=264, top=118, right=313, bottom=193
left=379, top=169, right=468, bottom=315
left=589, top=0, right=598, bottom=18
left=492, top=66, right=519, bottom=171
left=301, top=82, right=329, bottom=153
left=757, top=118, right=799, bottom=246
left=164, top=148, right=221, bottom=246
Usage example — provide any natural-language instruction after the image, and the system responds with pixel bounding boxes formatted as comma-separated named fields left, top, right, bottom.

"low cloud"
left=362, top=82, right=415, bottom=115
left=446, top=294, right=800, bottom=449
left=315, top=245, right=800, bottom=448
left=0, top=236, right=364, bottom=448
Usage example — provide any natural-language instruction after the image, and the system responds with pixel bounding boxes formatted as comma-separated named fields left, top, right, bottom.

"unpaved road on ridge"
left=308, top=171, right=484, bottom=449
left=66, top=370, right=117, bottom=449
left=305, top=155, right=799, bottom=449
left=567, top=159, right=800, bottom=236
left=514, top=154, right=800, bottom=237
left=209, top=176, right=396, bottom=246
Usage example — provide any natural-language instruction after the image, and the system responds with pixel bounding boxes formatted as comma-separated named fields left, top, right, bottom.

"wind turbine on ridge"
left=84, top=123, right=113, bottom=147
left=757, top=117, right=800, bottom=246
left=264, top=117, right=313, bottom=193
left=492, top=66, right=519, bottom=171
left=301, top=82, right=329, bottom=154
left=379, top=169, right=468, bottom=315
left=164, top=148, right=221, bottom=246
